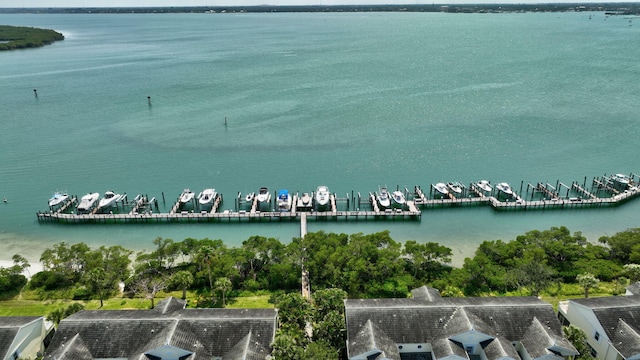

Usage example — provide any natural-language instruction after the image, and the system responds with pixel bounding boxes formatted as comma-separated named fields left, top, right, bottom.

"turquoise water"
left=0, top=11, right=639, bottom=266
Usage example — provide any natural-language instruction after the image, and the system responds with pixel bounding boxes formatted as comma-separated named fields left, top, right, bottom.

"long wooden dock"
left=37, top=174, right=640, bottom=224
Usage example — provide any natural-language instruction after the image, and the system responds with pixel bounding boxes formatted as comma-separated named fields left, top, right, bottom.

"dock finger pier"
left=36, top=173, right=640, bottom=224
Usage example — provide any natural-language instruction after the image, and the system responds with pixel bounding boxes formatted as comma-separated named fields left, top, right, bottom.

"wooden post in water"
left=224, top=116, right=227, bottom=127
left=147, top=96, right=151, bottom=107
left=33, top=89, right=38, bottom=98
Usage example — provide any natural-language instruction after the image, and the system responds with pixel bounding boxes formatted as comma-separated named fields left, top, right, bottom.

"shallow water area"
left=1, top=11, right=639, bottom=267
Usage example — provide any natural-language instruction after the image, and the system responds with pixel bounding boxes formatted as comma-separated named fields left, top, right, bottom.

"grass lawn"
left=0, top=291, right=273, bottom=317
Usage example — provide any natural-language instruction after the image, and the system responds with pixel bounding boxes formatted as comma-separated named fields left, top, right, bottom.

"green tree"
left=47, top=303, right=84, bottom=327
left=270, top=332, right=305, bottom=360
left=144, top=237, right=181, bottom=270
left=402, top=240, right=452, bottom=282
left=563, top=325, right=595, bottom=360
left=508, top=261, right=556, bottom=296
left=10, top=254, right=30, bottom=277
left=271, top=292, right=313, bottom=337
left=197, top=245, right=215, bottom=306
left=599, top=228, right=640, bottom=263
left=83, top=245, right=132, bottom=305
left=239, top=236, right=286, bottom=283
left=624, top=264, right=640, bottom=282
left=577, top=272, right=599, bottom=298
left=214, top=277, right=232, bottom=307
left=85, top=268, right=107, bottom=307
left=304, top=341, right=340, bottom=360
left=171, top=270, right=194, bottom=300
left=312, top=288, right=347, bottom=351
left=516, top=227, right=588, bottom=282
left=40, top=242, right=91, bottom=286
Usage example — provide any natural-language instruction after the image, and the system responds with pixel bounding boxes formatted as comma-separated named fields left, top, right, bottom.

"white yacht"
left=179, top=189, right=195, bottom=204
left=434, top=183, right=449, bottom=196
left=198, top=188, right=217, bottom=206
left=377, top=187, right=391, bottom=208
left=476, top=180, right=493, bottom=193
left=98, top=191, right=121, bottom=209
left=277, top=189, right=292, bottom=212
left=447, top=182, right=463, bottom=195
left=496, top=182, right=513, bottom=195
left=300, top=192, right=312, bottom=206
left=391, top=190, right=406, bottom=208
left=77, top=192, right=99, bottom=212
left=257, top=187, right=271, bottom=207
left=315, top=186, right=330, bottom=208
left=48, top=192, right=69, bottom=207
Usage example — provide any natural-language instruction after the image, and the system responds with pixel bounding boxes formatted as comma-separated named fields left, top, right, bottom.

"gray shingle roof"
left=348, top=319, right=400, bottom=360
left=154, top=296, right=187, bottom=314
left=44, top=299, right=277, bottom=360
left=431, top=338, right=467, bottom=359
left=482, top=337, right=519, bottom=360
left=570, top=295, right=640, bottom=351
left=627, top=282, right=640, bottom=296
left=345, top=288, right=576, bottom=360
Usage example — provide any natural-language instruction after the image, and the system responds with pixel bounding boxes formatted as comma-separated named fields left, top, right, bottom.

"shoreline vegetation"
left=2, top=226, right=639, bottom=357
left=0, top=25, right=64, bottom=51
left=0, top=3, right=639, bottom=14
left=0, top=226, right=639, bottom=311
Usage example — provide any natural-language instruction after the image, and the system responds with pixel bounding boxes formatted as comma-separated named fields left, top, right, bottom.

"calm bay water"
left=0, top=11, right=639, bottom=267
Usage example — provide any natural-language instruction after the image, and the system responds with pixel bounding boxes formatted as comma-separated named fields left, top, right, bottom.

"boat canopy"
left=278, top=189, right=289, bottom=199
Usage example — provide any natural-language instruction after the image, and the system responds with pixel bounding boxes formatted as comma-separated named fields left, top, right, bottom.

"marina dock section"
left=36, top=173, right=640, bottom=224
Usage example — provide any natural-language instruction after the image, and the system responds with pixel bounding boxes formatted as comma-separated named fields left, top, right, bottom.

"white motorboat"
left=98, top=191, right=121, bottom=209
left=301, top=192, right=312, bottom=206
left=198, top=188, right=217, bottom=206
left=496, top=182, right=513, bottom=195
left=476, top=180, right=493, bottom=193
left=180, top=189, right=195, bottom=204
left=377, top=187, right=391, bottom=208
left=257, top=187, right=271, bottom=206
left=277, top=189, right=292, bottom=211
left=434, top=183, right=449, bottom=196
left=315, top=186, right=330, bottom=208
left=391, top=190, right=406, bottom=207
left=447, top=182, right=463, bottom=195
left=77, top=192, right=99, bottom=212
left=48, top=192, right=69, bottom=207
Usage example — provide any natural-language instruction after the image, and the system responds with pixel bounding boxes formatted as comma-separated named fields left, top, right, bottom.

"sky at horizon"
left=0, top=0, right=627, bottom=8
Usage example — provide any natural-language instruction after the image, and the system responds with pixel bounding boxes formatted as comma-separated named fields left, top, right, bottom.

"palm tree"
left=198, top=245, right=215, bottom=306
left=171, top=270, right=194, bottom=300
left=215, top=277, right=232, bottom=307
left=577, top=272, right=599, bottom=298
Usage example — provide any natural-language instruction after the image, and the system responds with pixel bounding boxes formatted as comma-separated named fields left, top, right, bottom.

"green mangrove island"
left=0, top=25, right=64, bottom=51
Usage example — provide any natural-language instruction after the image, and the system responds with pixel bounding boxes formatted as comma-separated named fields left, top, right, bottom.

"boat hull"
left=98, top=191, right=121, bottom=209
left=198, top=189, right=217, bottom=206
left=48, top=193, right=69, bottom=207
left=315, top=186, right=330, bottom=209
left=77, top=193, right=99, bottom=212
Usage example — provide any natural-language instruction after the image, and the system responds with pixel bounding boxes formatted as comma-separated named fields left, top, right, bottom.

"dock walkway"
left=37, top=174, right=640, bottom=224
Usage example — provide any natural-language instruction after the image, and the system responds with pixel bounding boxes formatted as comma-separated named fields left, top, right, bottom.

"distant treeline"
left=0, top=25, right=64, bottom=51
left=1, top=3, right=640, bottom=14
